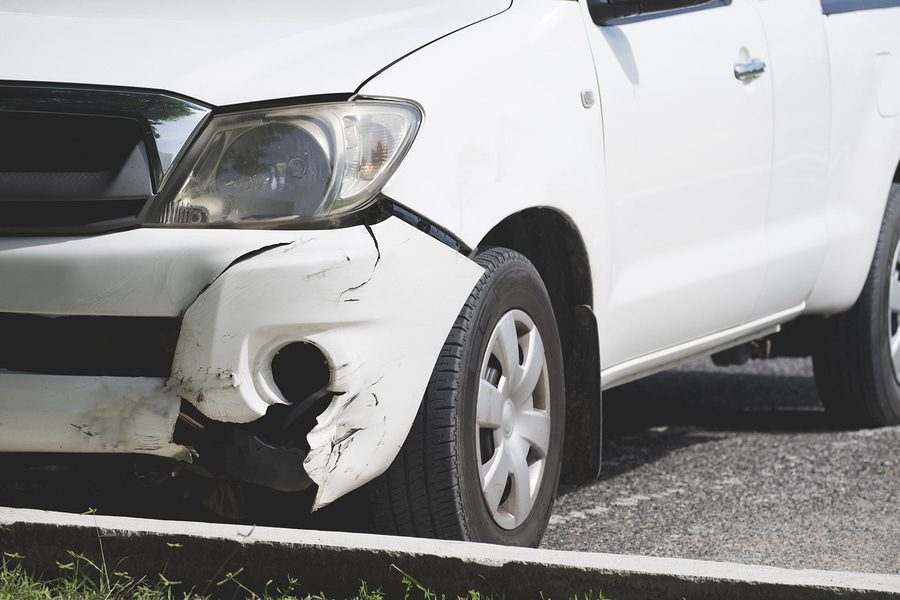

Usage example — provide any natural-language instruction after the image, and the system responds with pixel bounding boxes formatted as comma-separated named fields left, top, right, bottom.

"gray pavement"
left=542, top=358, right=900, bottom=574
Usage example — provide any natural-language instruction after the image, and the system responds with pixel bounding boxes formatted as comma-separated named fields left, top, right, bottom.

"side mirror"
left=586, top=0, right=715, bottom=25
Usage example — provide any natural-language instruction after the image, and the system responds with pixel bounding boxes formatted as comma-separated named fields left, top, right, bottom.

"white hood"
left=0, top=0, right=510, bottom=106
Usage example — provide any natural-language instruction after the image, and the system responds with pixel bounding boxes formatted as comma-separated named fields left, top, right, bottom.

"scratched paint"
left=173, top=217, right=483, bottom=508
left=0, top=372, right=184, bottom=457
left=0, top=217, right=481, bottom=508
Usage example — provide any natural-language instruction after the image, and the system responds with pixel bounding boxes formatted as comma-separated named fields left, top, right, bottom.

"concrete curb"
left=0, top=507, right=898, bottom=599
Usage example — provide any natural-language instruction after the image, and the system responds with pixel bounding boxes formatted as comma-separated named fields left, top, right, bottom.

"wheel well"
left=478, top=208, right=601, bottom=483
left=479, top=209, right=592, bottom=346
left=894, top=160, right=900, bottom=183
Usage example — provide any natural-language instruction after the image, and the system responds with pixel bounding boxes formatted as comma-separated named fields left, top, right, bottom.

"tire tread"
left=813, top=183, right=900, bottom=427
left=370, top=248, right=536, bottom=539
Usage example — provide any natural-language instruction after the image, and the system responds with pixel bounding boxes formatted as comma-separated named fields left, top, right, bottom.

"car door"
left=580, top=0, right=775, bottom=370
left=748, top=0, right=830, bottom=318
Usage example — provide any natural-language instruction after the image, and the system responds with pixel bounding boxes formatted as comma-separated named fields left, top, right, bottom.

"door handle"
left=734, top=59, right=767, bottom=81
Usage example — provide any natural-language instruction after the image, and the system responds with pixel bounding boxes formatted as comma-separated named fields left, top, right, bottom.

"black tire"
left=369, top=247, right=565, bottom=547
left=813, top=183, right=900, bottom=427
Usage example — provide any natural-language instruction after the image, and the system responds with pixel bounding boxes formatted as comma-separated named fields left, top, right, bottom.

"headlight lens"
left=151, top=100, right=421, bottom=226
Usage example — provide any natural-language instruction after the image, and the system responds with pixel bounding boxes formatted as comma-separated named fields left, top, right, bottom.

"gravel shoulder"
left=542, top=358, right=900, bottom=574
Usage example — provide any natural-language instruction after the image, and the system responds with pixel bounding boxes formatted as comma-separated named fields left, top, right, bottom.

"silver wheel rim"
left=889, top=240, right=900, bottom=383
left=475, top=309, right=551, bottom=530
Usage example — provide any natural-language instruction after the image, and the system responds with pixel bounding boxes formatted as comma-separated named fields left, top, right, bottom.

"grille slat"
left=0, top=313, right=180, bottom=378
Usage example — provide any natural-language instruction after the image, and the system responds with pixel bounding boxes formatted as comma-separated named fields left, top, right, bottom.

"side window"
left=586, top=0, right=731, bottom=26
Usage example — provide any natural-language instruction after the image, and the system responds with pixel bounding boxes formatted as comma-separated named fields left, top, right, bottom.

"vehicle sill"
left=600, top=303, right=806, bottom=390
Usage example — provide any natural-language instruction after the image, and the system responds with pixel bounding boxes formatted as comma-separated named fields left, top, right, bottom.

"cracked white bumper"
left=0, top=217, right=483, bottom=508
left=174, top=217, right=483, bottom=508
left=0, top=373, right=183, bottom=458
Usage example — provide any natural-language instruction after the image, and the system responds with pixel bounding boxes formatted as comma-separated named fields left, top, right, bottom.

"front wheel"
left=813, top=183, right=900, bottom=427
left=370, top=247, right=565, bottom=546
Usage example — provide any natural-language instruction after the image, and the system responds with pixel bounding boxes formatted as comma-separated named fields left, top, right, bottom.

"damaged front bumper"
left=0, top=216, right=483, bottom=508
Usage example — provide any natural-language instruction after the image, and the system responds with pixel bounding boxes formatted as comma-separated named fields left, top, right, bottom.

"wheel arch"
left=477, top=207, right=601, bottom=483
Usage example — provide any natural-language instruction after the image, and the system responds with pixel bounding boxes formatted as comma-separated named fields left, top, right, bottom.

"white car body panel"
left=805, top=6, right=900, bottom=311
left=0, top=0, right=510, bottom=106
left=369, top=0, right=900, bottom=371
left=582, top=0, right=773, bottom=365
left=368, top=0, right=606, bottom=250
left=0, top=230, right=299, bottom=316
left=600, top=303, right=805, bottom=388
left=2, top=0, right=900, bottom=509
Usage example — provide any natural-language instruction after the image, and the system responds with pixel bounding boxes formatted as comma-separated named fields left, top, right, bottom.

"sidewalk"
left=1, top=507, right=898, bottom=599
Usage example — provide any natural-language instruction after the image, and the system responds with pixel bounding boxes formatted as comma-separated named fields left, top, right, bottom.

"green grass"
left=0, top=550, right=380, bottom=600
left=0, top=552, right=608, bottom=600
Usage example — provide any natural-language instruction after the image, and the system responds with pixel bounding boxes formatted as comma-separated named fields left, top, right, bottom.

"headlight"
left=150, top=100, right=421, bottom=226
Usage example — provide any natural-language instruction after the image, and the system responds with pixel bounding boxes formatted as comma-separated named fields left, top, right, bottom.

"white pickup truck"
left=1, top=0, right=899, bottom=547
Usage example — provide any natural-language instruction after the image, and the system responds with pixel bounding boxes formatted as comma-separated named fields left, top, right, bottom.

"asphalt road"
left=542, top=357, right=900, bottom=575
left=1, top=357, right=897, bottom=575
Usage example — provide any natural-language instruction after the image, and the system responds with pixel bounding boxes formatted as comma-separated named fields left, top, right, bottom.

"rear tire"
left=813, top=183, right=900, bottom=427
left=369, top=247, right=565, bottom=547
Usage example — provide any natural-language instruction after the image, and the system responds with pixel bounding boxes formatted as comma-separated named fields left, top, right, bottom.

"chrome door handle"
left=734, top=59, right=767, bottom=81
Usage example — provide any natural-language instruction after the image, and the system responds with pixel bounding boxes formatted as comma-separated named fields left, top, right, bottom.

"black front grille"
left=0, top=111, right=144, bottom=173
left=0, top=84, right=211, bottom=235
left=0, top=110, right=152, bottom=234
left=0, top=313, right=180, bottom=377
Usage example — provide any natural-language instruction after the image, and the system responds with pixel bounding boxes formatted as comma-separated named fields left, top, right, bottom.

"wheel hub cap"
left=501, top=402, right=515, bottom=437
left=474, top=309, right=551, bottom=530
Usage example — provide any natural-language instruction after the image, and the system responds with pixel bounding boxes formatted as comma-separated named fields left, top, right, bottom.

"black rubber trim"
left=387, top=200, right=470, bottom=255
left=0, top=80, right=210, bottom=112
left=822, top=0, right=900, bottom=14
left=597, top=0, right=731, bottom=26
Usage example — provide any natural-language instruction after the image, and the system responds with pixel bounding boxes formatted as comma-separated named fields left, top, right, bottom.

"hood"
left=0, top=0, right=510, bottom=106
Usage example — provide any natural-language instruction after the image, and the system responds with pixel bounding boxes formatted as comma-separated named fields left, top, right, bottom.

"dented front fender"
left=171, top=217, right=483, bottom=508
